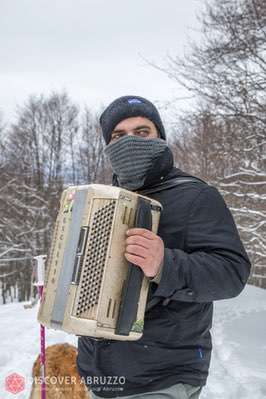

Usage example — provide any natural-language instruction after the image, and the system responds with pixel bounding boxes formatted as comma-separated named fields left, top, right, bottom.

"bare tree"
left=0, top=92, right=81, bottom=303
left=162, top=0, right=266, bottom=170
left=78, top=108, right=111, bottom=185
left=157, top=0, right=266, bottom=287
left=0, top=92, right=114, bottom=303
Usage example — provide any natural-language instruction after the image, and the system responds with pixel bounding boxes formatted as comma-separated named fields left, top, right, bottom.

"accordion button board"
left=38, top=184, right=162, bottom=341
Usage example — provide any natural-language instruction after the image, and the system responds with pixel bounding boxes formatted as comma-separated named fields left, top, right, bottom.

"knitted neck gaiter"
left=104, top=135, right=168, bottom=190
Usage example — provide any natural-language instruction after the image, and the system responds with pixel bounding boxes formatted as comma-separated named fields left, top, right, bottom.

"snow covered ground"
left=0, top=284, right=265, bottom=399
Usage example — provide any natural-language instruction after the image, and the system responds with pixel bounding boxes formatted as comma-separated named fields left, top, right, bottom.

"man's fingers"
left=126, top=235, right=151, bottom=249
left=126, top=244, right=149, bottom=259
left=126, top=228, right=155, bottom=240
left=125, top=252, right=145, bottom=268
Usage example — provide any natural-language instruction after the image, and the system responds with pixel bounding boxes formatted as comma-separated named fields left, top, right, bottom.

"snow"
left=0, top=285, right=266, bottom=399
left=201, top=285, right=266, bottom=399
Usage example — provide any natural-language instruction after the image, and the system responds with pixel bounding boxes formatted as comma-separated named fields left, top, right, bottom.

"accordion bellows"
left=38, top=184, right=162, bottom=341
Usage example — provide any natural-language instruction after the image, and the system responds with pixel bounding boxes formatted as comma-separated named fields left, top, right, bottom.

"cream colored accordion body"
left=38, top=184, right=162, bottom=341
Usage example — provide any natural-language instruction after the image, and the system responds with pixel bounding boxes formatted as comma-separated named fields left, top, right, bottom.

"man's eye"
left=111, top=133, right=125, bottom=141
left=136, top=130, right=149, bottom=136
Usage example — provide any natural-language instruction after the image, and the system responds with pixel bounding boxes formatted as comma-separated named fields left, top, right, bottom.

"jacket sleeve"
left=153, top=186, right=251, bottom=303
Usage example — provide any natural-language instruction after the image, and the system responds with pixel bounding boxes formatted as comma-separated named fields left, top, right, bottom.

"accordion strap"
left=139, top=177, right=204, bottom=196
left=115, top=197, right=152, bottom=336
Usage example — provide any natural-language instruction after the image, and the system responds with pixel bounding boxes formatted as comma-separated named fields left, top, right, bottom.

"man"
left=77, top=95, right=251, bottom=399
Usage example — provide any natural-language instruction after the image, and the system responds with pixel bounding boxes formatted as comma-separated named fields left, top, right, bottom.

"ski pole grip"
left=34, top=255, right=47, bottom=286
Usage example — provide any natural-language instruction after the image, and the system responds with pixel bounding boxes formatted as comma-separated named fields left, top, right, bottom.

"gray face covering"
left=104, top=135, right=168, bottom=190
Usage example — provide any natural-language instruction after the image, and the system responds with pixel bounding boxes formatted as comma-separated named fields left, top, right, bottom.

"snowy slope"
left=0, top=284, right=266, bottom=399
left=202, top=285, right=266, bottom=399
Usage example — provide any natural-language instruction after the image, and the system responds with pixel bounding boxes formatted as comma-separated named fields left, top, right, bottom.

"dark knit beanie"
left=99, top=95, right=166, bottom=144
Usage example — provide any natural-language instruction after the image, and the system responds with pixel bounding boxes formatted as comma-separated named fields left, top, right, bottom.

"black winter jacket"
left=77, top=161, right=251, bottom=397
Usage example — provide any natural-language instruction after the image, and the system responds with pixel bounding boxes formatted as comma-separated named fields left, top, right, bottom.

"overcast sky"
left=0, top=0, right=203, bottom=122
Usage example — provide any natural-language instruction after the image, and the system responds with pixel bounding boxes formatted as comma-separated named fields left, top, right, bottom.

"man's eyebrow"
left=112, top=129, right=125, bottom=134
left=112, top=125, right=151, bottom=134
left=133, top=125, right=151, bottom=131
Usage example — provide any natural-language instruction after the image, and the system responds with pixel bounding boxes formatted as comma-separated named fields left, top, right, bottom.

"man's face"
left=110, top=117, right=159, bottom=143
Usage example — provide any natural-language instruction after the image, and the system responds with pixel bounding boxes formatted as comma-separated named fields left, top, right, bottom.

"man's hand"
left=125, top=228, right=164, bottom=278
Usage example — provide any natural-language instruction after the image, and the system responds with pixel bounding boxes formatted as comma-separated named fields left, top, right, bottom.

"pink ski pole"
left=34, top=255, right=47, bottom=399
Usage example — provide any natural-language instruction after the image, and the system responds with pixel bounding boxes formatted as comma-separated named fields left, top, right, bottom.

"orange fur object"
left=29, top=343, right=90, bottom=399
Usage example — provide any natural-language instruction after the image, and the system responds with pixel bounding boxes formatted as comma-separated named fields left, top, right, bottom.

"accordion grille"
left=75, top=199, right=116, bottom=317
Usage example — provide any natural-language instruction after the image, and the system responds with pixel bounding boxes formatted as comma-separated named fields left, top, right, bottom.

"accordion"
left=38, top=184, right=162, bottom=341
